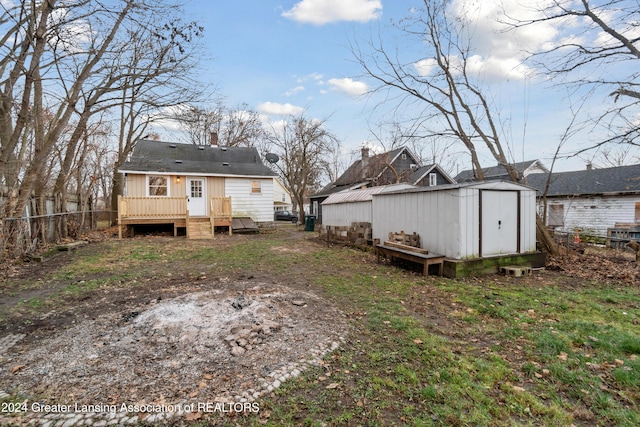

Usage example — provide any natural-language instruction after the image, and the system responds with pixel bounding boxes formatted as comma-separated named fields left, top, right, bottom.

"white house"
left=525, top=163, right=640, bottom=236
left=117, top=139, right=276, bottom=238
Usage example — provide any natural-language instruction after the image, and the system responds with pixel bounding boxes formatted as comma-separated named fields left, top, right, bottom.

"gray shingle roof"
left=525, top=164, right=640, bottom=196
left=332, top=146, right=417, bottom=187
left=455, top=159, right=546, bottom=182
left=118, top=140, right=276, bottom=177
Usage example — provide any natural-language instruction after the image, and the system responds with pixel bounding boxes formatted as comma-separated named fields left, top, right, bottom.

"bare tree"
left=504, top=0, right=640, bottom=151
left=0, top=0, right=206, bottom=256
left=352, top=0, right=521, bottom=182
left=264, top=113, right=338, bottom=222
left=176, top=102, right=264, bottom=147
left=353, top=0, right=559, bottom=254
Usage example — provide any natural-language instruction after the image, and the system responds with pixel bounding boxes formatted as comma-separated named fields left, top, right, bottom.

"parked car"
left=274, top=210, right=298, bottom=223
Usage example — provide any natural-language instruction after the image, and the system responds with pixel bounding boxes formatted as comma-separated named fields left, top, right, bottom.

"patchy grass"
left=2, top=230, right=638, bottom=426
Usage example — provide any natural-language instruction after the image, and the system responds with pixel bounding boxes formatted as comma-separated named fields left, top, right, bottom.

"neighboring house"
left=310, top=146, right=455, bottom=223
left=117, top=139, right=276, bottom=238
left=454, top=159, right=548, bottom=182
left=525, top=164, right=640, bottom=236
left=273, top=178, right=294, bottom=213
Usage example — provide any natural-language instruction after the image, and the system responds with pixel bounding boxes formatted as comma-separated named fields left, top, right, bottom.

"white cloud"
left=327, top=77, right=368, bottom=96
left=414, top=58, right=439, bottom=77
left=282, top=0, right=382, bottom=25
left=257, top=102, right=304, bottom=116
left=295, top=72, right=325, bottom=85
left=284, top=85, right=305, bottom=97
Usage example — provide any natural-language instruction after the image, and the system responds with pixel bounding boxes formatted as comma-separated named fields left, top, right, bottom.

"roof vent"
left=221, top=146, right=228, bottom=151
left=222, top=162, right=230, bottom=166
left=169, top=144, right=177, bottom=148
left=198, top=146, right=205, bottom=150
left=175, top=160, right=182, bottom=163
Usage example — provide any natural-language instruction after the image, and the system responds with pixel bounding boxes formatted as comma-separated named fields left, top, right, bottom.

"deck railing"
left=118, top=196, right=188, bottom=218
left=211, top=196, right=232, bottom=220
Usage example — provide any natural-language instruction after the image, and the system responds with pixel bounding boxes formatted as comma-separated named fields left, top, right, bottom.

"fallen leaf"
left=185, top=412, right=202, bottom=421
left=198, top=381, right=207, bottom=389
left=325, top=383, right=339, bottom=389
left=11, top=365, right=25, bottom=374
left=204, top=374, right=213, bottom=380
left=512, top=385, right=526, bottom=392
left=413, top=338, right=423, bottom=344
left=558, top=352, right=568, bottom=361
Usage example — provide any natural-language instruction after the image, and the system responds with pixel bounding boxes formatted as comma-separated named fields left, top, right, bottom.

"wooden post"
left=117, top=195, right=122, bottom=239
left=186, top=208, right=190, bottom=239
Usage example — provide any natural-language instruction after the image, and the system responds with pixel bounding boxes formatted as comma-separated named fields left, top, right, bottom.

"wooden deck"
left=118, top=195, right=232, bottom=239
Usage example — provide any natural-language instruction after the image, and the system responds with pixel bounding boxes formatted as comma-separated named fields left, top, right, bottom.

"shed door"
left=187, top=177, right=206, bottom=216
left=480, top=190, right=518, bottom=257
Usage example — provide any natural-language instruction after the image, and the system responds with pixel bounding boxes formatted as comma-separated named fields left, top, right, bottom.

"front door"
left=480, top=190, right=518, bottom=257
left=187, top=177, right=206, bottom=216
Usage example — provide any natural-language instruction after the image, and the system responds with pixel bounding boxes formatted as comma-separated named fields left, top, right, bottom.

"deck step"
left=187, top=221, right=214, bottom=239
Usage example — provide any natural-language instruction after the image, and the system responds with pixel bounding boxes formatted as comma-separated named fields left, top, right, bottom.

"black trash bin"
left=304, top=215, right=316, bottom=232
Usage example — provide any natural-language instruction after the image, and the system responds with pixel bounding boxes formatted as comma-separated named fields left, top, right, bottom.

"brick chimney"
left=586, top=163, right=592, bottom=170
left=361, top=147, right=369, bottom=160
left=210, top=132, right=219, bottom=146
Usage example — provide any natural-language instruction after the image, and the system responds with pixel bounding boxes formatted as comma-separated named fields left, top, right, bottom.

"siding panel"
left=225, top=178, right=274, bottom=222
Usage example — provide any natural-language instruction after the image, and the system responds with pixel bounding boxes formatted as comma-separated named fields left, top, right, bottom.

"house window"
left=148, top=176, right=168, bottom=196
left=429, top=173, right=437, bottom=187
left=190, top=180, right=203, bottom=198
left=401, top=153, right=407, bottom=160
left=636, top=202, right=640, bottom=222
left=251, top=181, right=262, bottom=194
left=548, top=204, right=564, bottom=227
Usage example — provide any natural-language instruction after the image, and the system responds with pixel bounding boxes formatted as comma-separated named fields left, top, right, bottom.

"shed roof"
left=322, top=183, right=417, bottom=205
left=377, top=180, right=535, bottom=196
left=118, top=140, right=276, bottom=177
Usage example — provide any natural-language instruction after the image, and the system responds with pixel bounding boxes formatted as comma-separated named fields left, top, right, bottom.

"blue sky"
left=170, top=0, right=638, bottom=175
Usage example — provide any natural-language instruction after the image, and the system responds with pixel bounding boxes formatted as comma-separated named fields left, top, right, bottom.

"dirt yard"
left=0, top=229, right=349, bottom=426
left=0, top=226, right=638, bottom=426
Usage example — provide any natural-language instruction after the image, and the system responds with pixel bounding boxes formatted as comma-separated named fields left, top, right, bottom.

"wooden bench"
left=376, top=243, right=445, bottom=277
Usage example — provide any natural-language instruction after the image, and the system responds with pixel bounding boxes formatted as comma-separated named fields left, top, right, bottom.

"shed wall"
left=322, top=201, right=372, bottom=227
left=372, top=183, right=537, bottom=259
left=372, top=189, right=463, bottom=258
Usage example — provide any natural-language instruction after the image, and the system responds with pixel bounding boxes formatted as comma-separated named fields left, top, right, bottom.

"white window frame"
left=147, top=175, right=170, bottom=197
left=548, top=204, right=564, bottom=227
left=251, top=180, right=262, bottom=194
left=429, top=173, right=437, bottom=187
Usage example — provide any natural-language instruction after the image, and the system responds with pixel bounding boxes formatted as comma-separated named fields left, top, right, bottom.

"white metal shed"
left=372, top=181, right=537, bottom=259
left=321, top=184, right=416, bottom=227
